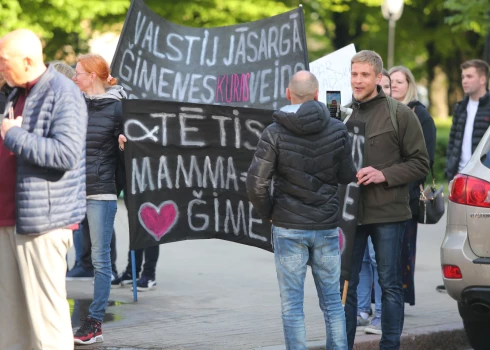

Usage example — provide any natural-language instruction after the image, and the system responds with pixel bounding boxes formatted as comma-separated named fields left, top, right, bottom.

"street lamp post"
left=382, top=0, right=404, bottom=69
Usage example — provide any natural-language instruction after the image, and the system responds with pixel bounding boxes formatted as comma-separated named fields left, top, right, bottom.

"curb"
left=256, top=323, right=469, bottom=350
left=352, top=323, right=469, bottom=350
left=77, top=323, right=470, bottom=350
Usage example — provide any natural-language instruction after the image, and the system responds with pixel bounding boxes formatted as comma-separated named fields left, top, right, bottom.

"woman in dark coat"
left=389, top=66, right=437, bottom=306
left=71, top=54, right=126, bottom=345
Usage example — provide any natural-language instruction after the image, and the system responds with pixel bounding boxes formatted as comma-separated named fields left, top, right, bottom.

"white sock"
left=360, top=312, right=369, bottom=320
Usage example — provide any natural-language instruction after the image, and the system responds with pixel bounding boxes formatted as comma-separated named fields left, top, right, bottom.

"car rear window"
left=482, top=151, right=490, bottom=168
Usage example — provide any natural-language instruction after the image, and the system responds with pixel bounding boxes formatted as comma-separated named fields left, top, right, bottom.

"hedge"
left=433, top=117, right=451, bottom=185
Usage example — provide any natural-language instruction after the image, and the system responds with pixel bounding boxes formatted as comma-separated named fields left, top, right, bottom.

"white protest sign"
left=309, top=44, right=356, bottom=106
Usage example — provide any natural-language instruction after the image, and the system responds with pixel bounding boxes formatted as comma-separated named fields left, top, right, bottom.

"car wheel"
left=458, top=302, right=490, bottom=350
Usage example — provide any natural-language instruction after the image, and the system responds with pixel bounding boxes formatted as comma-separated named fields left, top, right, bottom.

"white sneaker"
left=364, top=316, right=382, bottom=335
left=131, top=276, right=157, bottom=292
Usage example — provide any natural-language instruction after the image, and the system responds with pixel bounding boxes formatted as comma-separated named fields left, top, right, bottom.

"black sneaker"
left=112, top=271, right=134, bottom=287
left=132, top=275, right=157, bottom=292
left=74, top=317, right=103, bottom=345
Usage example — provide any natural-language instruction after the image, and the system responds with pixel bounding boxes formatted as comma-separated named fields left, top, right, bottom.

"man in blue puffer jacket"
left=0, top=29, right=87, bottom=350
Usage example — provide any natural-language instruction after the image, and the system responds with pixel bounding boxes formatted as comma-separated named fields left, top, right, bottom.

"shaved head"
left=0, top=29, right=46, bottom=88
left=286, top=70, right=319, bottom=104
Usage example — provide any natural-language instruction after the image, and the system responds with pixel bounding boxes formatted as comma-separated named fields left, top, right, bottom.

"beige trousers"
left=0, top=226, right=74, bottom=350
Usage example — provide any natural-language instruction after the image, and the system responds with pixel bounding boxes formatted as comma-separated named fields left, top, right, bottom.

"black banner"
left=122, top=98, right=364, bottom=280
left=123, top=99, right=273, bottom=251
left=111, top=0, right=309, bottom=110
left=339, top=120, right=365, bottom=280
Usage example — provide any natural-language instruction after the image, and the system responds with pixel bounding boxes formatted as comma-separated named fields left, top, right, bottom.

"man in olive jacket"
left=247, top=71, right=356, bottom=349
left=338, top=51, right=429, bottom=350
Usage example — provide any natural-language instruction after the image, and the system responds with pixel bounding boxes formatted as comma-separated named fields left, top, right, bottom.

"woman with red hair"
left=72, top=54, right=126, bottom=345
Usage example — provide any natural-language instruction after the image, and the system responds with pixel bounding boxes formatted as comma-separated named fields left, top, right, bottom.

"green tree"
left=444, top=0, right=490, bottom=64
left=299, top=0, right=486, bottom=116
left=0, top=0, right=302, bottom=60
left=0, top=0, right=485, bottom=115
left=144, top=0, right=296, bottom=27
left=444, top=0, right=490, bottom=35
left=0, top=0, right=130, bottom=60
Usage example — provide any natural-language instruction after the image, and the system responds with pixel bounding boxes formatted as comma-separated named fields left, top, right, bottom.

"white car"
left=441, top=127, right=490, bottom=350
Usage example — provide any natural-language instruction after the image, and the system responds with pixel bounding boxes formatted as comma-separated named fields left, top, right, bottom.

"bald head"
left=286, top=70, right=319, bottom=104
left=0, top=29, right=46, bottom=88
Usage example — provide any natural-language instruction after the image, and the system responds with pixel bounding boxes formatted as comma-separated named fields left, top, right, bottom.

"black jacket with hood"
left=407, top=100, right=436, bottom=217
left=246, top=100, right=357, bottom=230
left=85, top=85, right=126, bottom=196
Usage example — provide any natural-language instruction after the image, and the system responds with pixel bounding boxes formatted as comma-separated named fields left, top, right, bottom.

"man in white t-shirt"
left=445, top=59, right=490, bottom=182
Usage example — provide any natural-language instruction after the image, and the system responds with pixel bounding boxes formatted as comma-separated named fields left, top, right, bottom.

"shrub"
left=433, top=118, right=451, bottom=184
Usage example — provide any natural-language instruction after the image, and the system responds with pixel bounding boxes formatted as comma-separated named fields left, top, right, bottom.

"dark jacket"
left=3, top=65, right=87, bottom=234
left=349, top=87, right=430, bottom=225
left=445, top=92, right=490, bottom=181
left=85, top=86, right=125, bottom=196
left=0, top=91, right=6, bottom=115
left=0, top=84, right=11, bottom=114
left=246, top=100, right=356, bottom=230
left=407, top=101, right=436, bottom=217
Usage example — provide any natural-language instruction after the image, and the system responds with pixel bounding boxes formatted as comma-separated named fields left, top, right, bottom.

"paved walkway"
left=68, top=201, right=469, bottom=349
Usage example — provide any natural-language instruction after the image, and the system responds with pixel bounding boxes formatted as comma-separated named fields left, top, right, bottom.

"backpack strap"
left=344, top=97, right=399, bottom=138
left=386, top=96, right=398, bottom=138
left=386, top=96, right=408, bottom=160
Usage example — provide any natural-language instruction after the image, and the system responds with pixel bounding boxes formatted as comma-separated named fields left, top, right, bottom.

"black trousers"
left=80, top=216, right=118, bottom=274
left=123, top=245, right=160, bottom=280
left=120, top=192, right=160, bottom=279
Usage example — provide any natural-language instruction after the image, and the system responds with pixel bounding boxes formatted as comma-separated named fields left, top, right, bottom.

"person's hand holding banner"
left=118, top=134, right=127, bottom=151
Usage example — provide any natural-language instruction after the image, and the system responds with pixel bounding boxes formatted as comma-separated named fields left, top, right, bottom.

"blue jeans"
left=340, top=222, right=406, bottom=350
left=73, top=224, right=83, bottom=265
left=357, top=236, right=382, bottom=317
left=273, top=226, right=347, bottom=350
left=86, top=199, right=117, bottom=321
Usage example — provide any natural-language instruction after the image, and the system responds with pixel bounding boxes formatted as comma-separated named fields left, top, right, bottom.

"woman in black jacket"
left=389, top=66, right=437, bottom=306
left=71, top=54, right=126, bottom=345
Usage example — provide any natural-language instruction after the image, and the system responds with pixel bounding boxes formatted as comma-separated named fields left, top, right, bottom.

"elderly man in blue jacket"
left=0, top=29, right=87, bottom=350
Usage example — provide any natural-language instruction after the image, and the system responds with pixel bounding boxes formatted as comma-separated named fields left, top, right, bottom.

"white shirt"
left=458, top=99, right=480, bottom=171
left=280, top=104, right=302, bottom=113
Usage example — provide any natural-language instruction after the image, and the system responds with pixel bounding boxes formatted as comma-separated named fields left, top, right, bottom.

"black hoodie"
left=246, top=100, right=357, bottom=230
left=407, top=100, right=436, bottom=217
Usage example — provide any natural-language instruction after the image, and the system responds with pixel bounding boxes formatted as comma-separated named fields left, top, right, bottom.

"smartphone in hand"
left=326, top=91, right=341, bottom=120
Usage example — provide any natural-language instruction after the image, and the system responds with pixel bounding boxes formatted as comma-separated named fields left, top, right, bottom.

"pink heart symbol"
left=138, top=201, right=179, bottom=241
left=338, top=228, right=345, bottom=254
